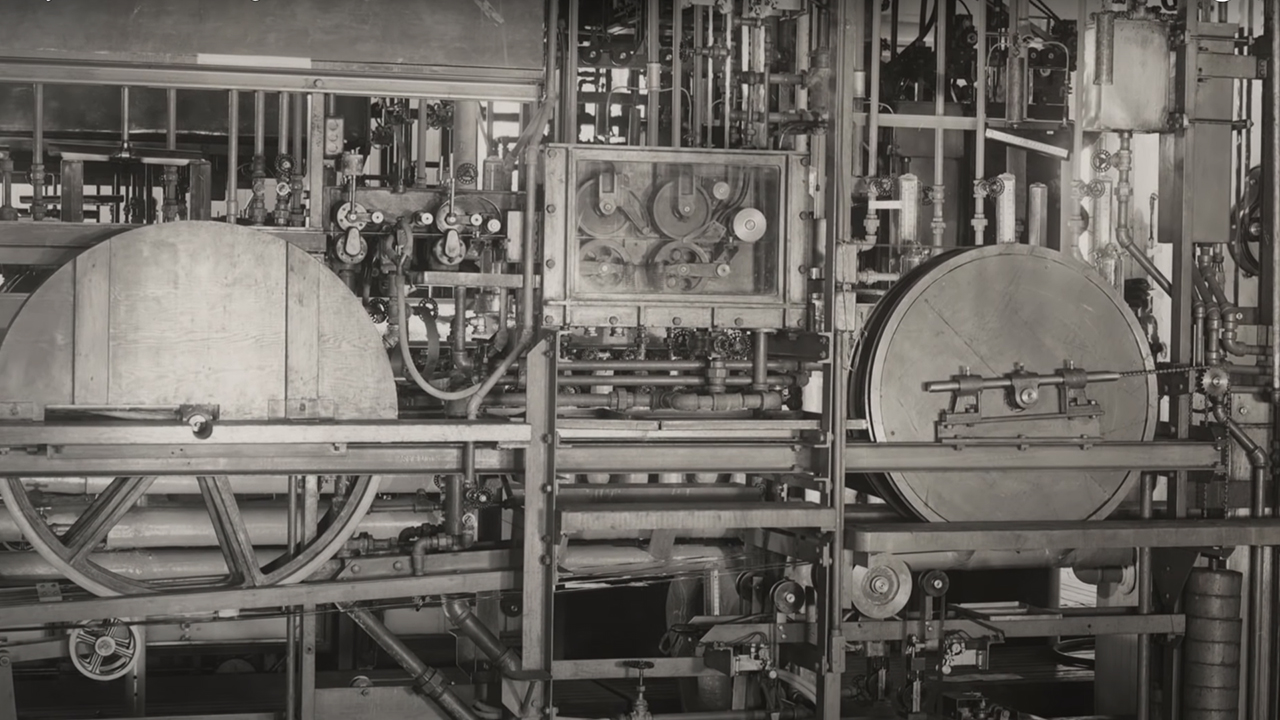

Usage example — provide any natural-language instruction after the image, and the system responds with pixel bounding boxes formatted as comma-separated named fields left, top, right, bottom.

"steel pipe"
left=341, top=604, right=480, bottom=720
left=226, top=90, right=239, bottom=222
left=442, top=598, right=520, bottom=674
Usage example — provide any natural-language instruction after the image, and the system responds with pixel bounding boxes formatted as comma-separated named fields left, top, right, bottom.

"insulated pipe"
left=560, top=360, right=815, bottom=372
left=442, top=598, right=521, bottom=675
left=752, top=331, right=770, bottom=391
left=557, top=375, right=793, bottom=387
left=1094, top=12, right=1115, bottom=86
left=341, top=605, right=480, bottom=720
left=867, top=0, right=882, bottom=177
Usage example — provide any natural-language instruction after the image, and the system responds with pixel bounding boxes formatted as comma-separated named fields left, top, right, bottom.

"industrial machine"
left=0, top=1, right=1277, bottom=720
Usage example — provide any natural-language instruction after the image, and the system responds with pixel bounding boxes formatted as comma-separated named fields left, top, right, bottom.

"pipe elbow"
left=442, top=597, right=472, bottom=626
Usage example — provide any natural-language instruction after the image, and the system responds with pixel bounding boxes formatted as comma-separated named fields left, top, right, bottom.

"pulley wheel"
left=847, top=554, right=912, bottom=620
left=0, top=222, right=397, bottom=596
left=652, top=181, right=712, bottom=239
left=69, top=619, right=141, bottom=681
left=850, top=244, right=1156, bottom=522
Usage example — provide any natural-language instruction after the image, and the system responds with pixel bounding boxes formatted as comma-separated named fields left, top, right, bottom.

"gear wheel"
left=1199, top=367, right=1231, bottom=399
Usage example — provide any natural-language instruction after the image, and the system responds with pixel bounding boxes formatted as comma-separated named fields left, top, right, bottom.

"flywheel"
left=849, top=244, right=1158, bottom=522
left=0, top=221, right=398, bottom=596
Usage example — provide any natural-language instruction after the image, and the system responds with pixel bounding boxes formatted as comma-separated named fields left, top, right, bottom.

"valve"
left=1091, top=149, right=1113, bottom=172
left=618, top=660, right=655, bottom=720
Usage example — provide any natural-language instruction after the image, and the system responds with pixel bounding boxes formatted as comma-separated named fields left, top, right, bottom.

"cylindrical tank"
left=1182, top=569, right=1243, bottom=720
left=849, top=245, right=1158, bottom=522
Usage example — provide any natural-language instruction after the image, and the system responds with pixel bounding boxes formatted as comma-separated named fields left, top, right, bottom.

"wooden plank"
left=315, top=249, right=398, bottom=420
left=0, top=267, right=74, bottom=407
left=0, top=294, right=26, bottom=333
left=60, top=160, right=84, bottom=223
left=107, top=226, right=287, bottom=420
left=72, top=251, right=110, bottom=403
left=285, top=247, right=320, bottom=408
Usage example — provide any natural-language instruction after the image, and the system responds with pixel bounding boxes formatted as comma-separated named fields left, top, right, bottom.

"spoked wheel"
left=0, top=475, right=379, bottom=596
left=69, top=619, right=142, bottom=681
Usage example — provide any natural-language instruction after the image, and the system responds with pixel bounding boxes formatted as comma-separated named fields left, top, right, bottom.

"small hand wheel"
left=982, top=177, right=1005, bottom=198
left=1092, top=150, right=1113, bottom=172
left=921, top=186, right=935, bottom=206
left=456, top=163, right=479, bottom=186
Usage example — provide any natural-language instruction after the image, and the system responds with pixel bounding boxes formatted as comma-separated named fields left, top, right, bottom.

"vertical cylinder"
left=647, top=0, right=661, bottom=146
left=253, top=91, right=266, bottom=156
left=752, top=330, right=770, bottom=391
left=30, top=83, right=45, bottom=221
left=453, top=102, right=481, bottom=178
left=1183, top=569, right=1243, bottom=720
left=226, top=91, right=240, bottom=223
left=278, top=93, right=290, bottom=159
left=166, top=89, right=177, bottom=151
left=1029, top=183, right=1048, bottom=246
left=1135, top=474, right=1153, bottom=720
left=1094, top=12, right=1115, bottom=86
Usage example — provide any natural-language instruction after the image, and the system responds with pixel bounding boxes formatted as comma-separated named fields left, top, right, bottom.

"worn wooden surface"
left=0, top=221, right=396, bottom=421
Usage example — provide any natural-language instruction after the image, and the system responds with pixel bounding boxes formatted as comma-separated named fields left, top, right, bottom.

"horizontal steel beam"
left=845, top=441, right=1222, bottom=471
left=559, top=502, right=839, bottom=532
left=697, top=611, right=1184, bottom=645
left=0, top=421, right=530, bottom=447
left=0, top=222, right=326, bottom=266
left=550, top=658, right=718, bottom=680
left=0, top=58, right=540, bottom=101
left=847, top=519, right=1280, bottom=553
left=850, top=112, right=980, bottom=131
left=1, top=443, right=806, bottom=476
left=0, top=570, right=515, bottom=626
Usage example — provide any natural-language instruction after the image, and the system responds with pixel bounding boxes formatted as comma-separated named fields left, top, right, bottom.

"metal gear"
left=1199, top=366, right=1231, bottom=399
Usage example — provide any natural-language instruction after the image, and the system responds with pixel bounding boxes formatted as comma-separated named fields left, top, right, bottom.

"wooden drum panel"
left=0, top=221, right=396, bottom=421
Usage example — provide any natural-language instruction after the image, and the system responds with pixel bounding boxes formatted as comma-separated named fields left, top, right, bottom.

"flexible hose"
left=393, top=270, right=484, bottom=401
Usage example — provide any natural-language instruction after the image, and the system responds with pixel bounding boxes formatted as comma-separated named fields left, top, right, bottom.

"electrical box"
left=1081, top=18, right=1172, bottom=132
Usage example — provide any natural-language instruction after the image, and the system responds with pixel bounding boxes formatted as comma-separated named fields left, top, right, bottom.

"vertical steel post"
left=307, top=93, right=326, bottom=228
left=30, top=84, right=45, bottom=221
left=226, top=90, right=239, bottom=223
left=673, top=0, right=683, bottom=149
left=972, top=0, right=988, bottom=243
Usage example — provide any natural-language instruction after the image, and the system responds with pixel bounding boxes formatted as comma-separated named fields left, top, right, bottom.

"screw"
left=361, top=688, right=371, bottom=697
left=546, top=205, right=557, bottom=214
left=672, top=317, right=683, bottom=326
left=869, top=576, right=891, bottom=595
left=544, top=315, right=555, bottom=324
left=350, top=564, right=361, bottom=574
left=393, top=561, right=404, bottom=571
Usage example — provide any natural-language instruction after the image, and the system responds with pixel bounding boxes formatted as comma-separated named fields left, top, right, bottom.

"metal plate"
left=852, top=245, right=1156, bottom=522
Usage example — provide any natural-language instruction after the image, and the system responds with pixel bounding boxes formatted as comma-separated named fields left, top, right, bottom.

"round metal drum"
left=851, top=244, right=1157, bottom=522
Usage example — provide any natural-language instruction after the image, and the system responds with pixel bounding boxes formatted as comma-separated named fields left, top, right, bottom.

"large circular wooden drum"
left=0, top=221, right=397, bottom=595
left=850, top=244, right=1158, bottom=522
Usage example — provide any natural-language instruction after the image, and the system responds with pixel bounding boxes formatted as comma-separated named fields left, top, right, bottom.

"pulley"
left=69, top=619, right=141, bottom=681
left=850, top=244, right=1157, bottom=522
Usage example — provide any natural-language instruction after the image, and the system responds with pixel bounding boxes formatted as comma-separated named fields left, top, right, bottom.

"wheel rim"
left=1, top=475, right=379, bottom=596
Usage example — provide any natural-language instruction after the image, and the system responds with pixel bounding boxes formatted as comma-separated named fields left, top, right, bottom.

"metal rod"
left=931, top=0, right=947, bottom=246
left=416, top=98, right=429, bottom=186
left=1136, top=472, right=1153, bottom=720
left=672, top=0, right=683, bottom=149
left=284, top=475, right=298, bottom=720
left=557, top=375, right=793, bottom=387
left=723, top=3, right=733, bottom=149
left=693, top=8, right=705, bottom=144
left=30, top=83, right=45, bottom=221
left=1265, top=4, right=1280, bottom=716
left=278, top=93, right=289, bottom=159
left=253, top=90, right=266, bottom=156
left=166, top=88, right=177, bottom=150
left=972, top=0, right=988, bottom=243
left=868, top=0, right=882, bottom=176
left=647, top=0, right=661, bottom=146
left=227, top=90, right=239, bottom=222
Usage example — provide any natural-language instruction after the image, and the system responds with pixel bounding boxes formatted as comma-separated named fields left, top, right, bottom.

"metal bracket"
left=268, top=398, right=338, bottom=421
left=1152, top=547, right=1202, bottom=613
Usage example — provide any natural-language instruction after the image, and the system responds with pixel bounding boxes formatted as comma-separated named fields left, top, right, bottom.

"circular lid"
left=857, top=244, right=1157, bottom=522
